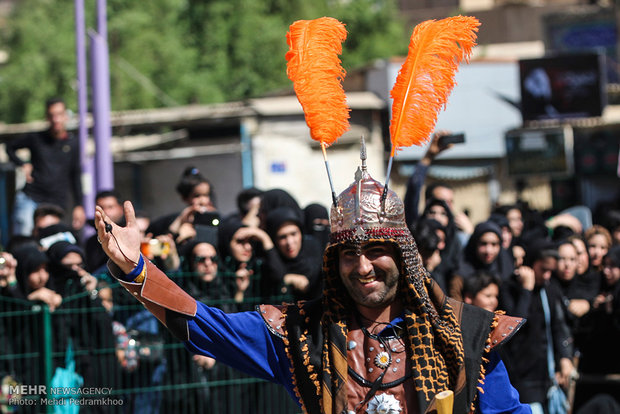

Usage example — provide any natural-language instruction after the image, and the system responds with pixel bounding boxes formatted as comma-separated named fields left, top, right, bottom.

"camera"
left=140, top=239, right=170, bottom=257
left=194, top=212, right=220, bottom=226
left=438, top=133, right=466, bottom=146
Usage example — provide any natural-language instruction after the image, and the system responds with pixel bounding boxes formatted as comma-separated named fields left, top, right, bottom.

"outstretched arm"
left=93, top=200, right=295, bottom=394
left=95, top=200, right=197, bottom=341
left=95, top=201, right=295, bottom=398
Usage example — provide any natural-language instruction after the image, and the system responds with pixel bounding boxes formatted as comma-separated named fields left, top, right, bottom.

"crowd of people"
left=1, top=103, right=619, bottom=413
left=405, top=132, right=620, bottom=413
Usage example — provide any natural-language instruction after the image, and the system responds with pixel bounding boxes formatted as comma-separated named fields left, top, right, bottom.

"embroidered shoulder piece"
left=489, top=314, right=525, bottom=350
left=257, top=304, right=287, bottom=339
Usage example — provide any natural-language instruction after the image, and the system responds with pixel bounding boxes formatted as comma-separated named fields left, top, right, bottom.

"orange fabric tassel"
left=389, top=16, right=479, bottom=156
left=286, top=17, right=350, bottom=147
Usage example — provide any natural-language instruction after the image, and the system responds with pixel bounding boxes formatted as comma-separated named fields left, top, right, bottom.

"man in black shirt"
left=6, top=98, right=85, bottom=236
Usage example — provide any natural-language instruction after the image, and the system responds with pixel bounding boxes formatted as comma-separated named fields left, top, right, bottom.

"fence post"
left=41, top=304, right=53, bottom=410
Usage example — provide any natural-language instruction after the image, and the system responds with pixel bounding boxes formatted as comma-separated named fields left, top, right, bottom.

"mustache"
left=352, top=270, right=381, bottom=279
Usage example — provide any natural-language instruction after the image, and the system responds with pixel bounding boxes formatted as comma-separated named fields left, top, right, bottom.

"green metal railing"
left=0, top=271, right=300, bottom=413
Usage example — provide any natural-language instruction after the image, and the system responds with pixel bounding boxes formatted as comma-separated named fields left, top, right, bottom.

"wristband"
left=125, top=254, right=146, bottom=283
left=132, top=264, right=147, bottom=284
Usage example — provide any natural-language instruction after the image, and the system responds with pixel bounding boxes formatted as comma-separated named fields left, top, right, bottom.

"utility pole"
left=90, top=0, right=114, bottom=192
left=74, top=0, right=95, bottom=216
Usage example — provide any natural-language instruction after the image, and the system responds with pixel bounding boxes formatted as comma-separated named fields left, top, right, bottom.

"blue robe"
left=185, top=302, right=531, bottom=413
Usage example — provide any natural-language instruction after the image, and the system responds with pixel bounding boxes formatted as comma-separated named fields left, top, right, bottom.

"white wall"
left=375, top=60, right=523, bottom=161
left=251, top=114, right=385, bottom=210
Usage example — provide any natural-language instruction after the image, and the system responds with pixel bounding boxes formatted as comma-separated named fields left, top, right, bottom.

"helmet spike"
left=360, top=135, right=367, bottom=172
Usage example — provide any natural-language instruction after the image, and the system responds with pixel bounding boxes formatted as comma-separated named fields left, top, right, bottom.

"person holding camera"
left=147, top=166, right=220, bottom=247
left=403, top=130, right=474, bottom=241
left=140, top=233, right=181, bottom=274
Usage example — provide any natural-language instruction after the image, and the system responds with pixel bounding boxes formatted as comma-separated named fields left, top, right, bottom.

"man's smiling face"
left=338, top=242, right=401, bottom=310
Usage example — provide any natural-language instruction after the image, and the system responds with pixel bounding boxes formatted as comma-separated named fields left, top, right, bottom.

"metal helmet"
left=329, top=139, right=408, bottom=250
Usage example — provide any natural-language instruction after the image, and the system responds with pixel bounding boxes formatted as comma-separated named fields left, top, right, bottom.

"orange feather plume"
left=286, top=17, right=350, bottom=147
left=389, top=16, right=480, bottom=156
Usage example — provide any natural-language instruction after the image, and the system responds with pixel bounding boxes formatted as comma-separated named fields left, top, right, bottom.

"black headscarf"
left=47, top=241, right=84, bottom=264
left=265, top=207, right=304, bottom=241
left=606, top=245, right=620, bottom=268
left=258, top=189, right=301, bottom=227
left=488, top=213, right=509, bottom=233
left=46, top=241, right=85, bottom=296
left=603, top=245, right=620, bottom=292
left=458, top=221, right=513, bottom=281
left=422, top=198, right=462, bottom=277
left=264, top=207, right=323, bottom=300
left=422, top=198, right=456, bottom=242
left=14, top=245, right=49, bottom=296
left=217, top=217, right=245, bottom=261
left=303, top=203, right=330, bottom=250
left=553, top=240, right=599, bottom=302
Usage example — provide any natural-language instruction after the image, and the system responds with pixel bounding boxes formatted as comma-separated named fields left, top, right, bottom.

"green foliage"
left=0, top=0, right=79, bottom=122
left=332, top=0, right=407, bottom=70
left=0, top=0, right=405, bottom=123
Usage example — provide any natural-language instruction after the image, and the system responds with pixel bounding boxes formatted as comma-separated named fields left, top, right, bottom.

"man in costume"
left=94, top=151, right=530, bottom=413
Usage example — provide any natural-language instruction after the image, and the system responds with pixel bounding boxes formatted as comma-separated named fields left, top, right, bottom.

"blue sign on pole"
left=270, top=162, right=287, bottom=174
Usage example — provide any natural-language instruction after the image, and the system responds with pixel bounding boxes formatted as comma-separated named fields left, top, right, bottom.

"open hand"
left=95, top=201, right=141, bottom=274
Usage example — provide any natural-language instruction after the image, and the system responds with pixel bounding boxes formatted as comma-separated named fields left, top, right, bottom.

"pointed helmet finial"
left=360, top=135, right=367, bottom=172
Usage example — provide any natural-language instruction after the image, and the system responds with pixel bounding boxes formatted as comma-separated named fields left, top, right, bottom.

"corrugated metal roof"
left=0, top=92, right=385, bottom=139
left=111, top=102, right=251, bottom=126
left=248, top=91, right=385, bottom=116
left=0, top=101, right=252, bottom=138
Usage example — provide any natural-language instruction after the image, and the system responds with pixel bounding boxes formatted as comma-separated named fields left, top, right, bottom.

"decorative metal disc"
left=374, top=351, right=391, bottom=369
left=366, top=393, right=402, bottom=414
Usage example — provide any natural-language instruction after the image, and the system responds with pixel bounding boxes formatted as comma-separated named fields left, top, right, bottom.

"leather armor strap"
left=489, top=314, right=525, bottom=350
left=107, top=259, right=197, bottom=341
left=348, top=367, right=412, bottom=389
